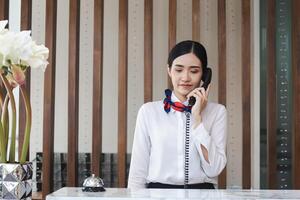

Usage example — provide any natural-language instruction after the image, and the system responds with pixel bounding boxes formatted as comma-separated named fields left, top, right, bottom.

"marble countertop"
left=46, top=187, right=300, bottom=199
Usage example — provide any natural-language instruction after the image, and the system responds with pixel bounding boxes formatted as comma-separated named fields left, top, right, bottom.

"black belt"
left=146, top=182, right=215, bottom=189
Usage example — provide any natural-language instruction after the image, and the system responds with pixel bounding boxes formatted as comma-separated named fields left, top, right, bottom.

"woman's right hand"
left=187, top=84, right=210, bottom=127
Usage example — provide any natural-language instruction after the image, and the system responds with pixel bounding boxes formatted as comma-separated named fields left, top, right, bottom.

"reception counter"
left=46, top=187, right=300, bottom=199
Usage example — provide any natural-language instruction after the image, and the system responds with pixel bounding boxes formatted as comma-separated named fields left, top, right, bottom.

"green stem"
left=0, top=89, right=3, bottom=110
left=1, top=95, right=9, bottom=154
left=20, top=85, right=31, bottom=164
left=0, top=120, right=6, bottom=163
left=0, top=73, right=16, bottom=162
left=0, top=83, right=5, bottom=162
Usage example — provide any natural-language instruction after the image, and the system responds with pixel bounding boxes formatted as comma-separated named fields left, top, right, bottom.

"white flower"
left=8, top=31, right=33, bottom=64
left=25, top=42, right=49, bottom=70
left=0, top=29, right=15, bottom=66
left=0, top=20, right=8, bottom=66
left=0, top=20, right=8, bottom=33
left=0, top=20, right=49, bottom=70
left=0, top=20, right=48, bottom=164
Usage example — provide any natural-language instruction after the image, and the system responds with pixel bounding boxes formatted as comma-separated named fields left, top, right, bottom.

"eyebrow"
left=174, top=64, right=201, bottom=68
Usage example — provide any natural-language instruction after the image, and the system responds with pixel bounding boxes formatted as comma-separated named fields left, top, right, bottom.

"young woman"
left=128, top=40, right=227, bottom=189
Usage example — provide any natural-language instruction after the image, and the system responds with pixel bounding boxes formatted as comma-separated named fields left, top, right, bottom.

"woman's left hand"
left=187, top=84, right=210, bottom=125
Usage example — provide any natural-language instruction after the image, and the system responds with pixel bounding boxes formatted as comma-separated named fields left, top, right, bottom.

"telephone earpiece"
left=201, top=68, right=212, bottom=91
left=188, top=68, right=212, bottom=106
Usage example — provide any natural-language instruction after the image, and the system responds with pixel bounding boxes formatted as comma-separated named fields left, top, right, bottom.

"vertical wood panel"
left=226, top=0, right=243, bottom=188
left=0, top=0, right=9, bottom=20
left=242, top=0, right=251, bottom=189
left=168, top=0, right=176, bottom=51
left=152, top=0, right=168, bottom=100
left=292, top=0, right=300, bottom=189
left=19, top=0, right=32, bottom=161
left=168, top=0, right=176, bottom=89
left=118, top=0, right=128, bottom=188
left=192, top=0, right=200, bottom=41
left=218, top=0, right=227, bottom=189
left=42, top=0, right=57, bottom=198
left=176, top=0, right=192, bottom=41
left=144, top=0, right=153, bottom=102
left=267, top=0, right=277, bottom=189
left=20, top=0, right=32, bottom=37
left=67, top=0, right=80, bottom=187
left=92, top=0, right=104, bottom=177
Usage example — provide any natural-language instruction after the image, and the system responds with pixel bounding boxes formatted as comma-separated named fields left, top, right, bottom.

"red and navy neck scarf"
left=163, top=89, right=192, bottom=113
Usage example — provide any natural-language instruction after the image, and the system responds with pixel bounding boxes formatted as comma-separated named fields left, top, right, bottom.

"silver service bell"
left=82, top=174, right=105, bottom=192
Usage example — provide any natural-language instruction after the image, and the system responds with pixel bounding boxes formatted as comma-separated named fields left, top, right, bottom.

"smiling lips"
left=179, top=84, right=193, bottom=89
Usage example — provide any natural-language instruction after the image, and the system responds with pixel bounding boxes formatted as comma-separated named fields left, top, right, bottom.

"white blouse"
left=128, top=92, right=227, bottom=189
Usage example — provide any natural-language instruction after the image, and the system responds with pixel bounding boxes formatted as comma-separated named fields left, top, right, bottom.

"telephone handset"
left=188, top=68, right=212, bottom=106
left=184, top=68, right=211, bottom=188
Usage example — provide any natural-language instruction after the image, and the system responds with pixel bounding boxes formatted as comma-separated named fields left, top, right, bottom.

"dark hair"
left=167, top=40, right=207, bottom=69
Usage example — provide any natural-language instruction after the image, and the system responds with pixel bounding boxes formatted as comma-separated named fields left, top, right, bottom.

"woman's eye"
left=175, top=69, right=182, bottom=72
left=191, top=70, right=199, bottom=74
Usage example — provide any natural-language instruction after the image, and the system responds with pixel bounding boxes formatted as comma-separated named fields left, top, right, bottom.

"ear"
left=167, top=66, right=171, bottom=77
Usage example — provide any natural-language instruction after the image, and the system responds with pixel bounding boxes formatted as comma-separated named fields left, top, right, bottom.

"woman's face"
left=168, top=53, right=202, bottom=102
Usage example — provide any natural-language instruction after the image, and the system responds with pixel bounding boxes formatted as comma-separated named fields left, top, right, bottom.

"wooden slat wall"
left=92, top=0, right=104, bottom=177
left=292, top=0, right=300, bottom=189
left=168, top=0, right=176, bottom=52
left=42, top=0, right=57, bottom=198
left=21, top=0, right=300, bottom=192
left=19, top=0, right=32, bottom=161
left=266, top=0, right=277, bottom=189
left=144, top=0, right=153, bottom=103
left=218, top=0, right=227, bottom=189
left=118, top=0, right=128, bottom=188
left=0, top=0, right=9, bottom=20
left=241, top=0, right=251, bottom=189
left=192, top=0, right=200, bottom=42
left=168, top=0, right=176, bottom=88
left=67, top=0, right=80, bottom=187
